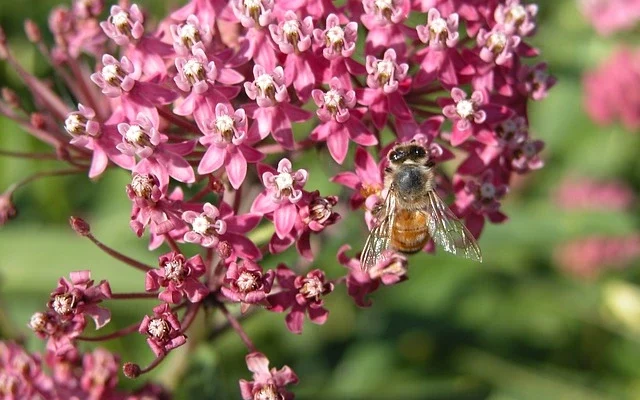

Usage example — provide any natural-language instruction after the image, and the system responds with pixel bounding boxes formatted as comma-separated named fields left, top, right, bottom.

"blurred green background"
left=1, top=0, right=640, bottom=399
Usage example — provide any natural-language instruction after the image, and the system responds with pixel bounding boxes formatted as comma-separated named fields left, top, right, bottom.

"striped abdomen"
left=391, top=209, right=430, bottom=254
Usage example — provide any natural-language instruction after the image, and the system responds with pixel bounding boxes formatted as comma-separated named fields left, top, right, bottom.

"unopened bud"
left=216, top=241, right=233, bottom=259
left=1, top=88, right=19, bottom=108
left=24, top=20, right=42, bottom=43
left=69, top=216, right=91, bottom=236
left=123, top=362, right=141, bottom=379
left=30, top=113, right=46, bottom=129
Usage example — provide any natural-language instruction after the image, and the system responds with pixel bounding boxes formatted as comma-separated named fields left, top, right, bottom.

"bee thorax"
left=393, top=166, right=425, bottom=196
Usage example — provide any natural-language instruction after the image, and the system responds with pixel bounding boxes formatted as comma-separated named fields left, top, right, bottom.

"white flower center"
left=102, top=64, right=121, bottom=84
left=180, top=23, right=198, bottom=43
left=29, top=313, right=46, bottom=331
left=192, top=216, right=211, bottom=235
left=456, top=100, right=475, bottom=118
left=52, top=294, right=74, bottom=315
left=508, top=5, right=527, bottom=23
left=255, top=384, right=278, bottom=400
left=324, top=90, right=342, bottom=110
left=112, top=11, right=130, bottom=28
left=274, top=172, right=294, bottom=192
left=301, top=277, right=323, bottom=299
left=244, top=0, right=260, bottom=8
left=376, top=60, right=394, bottom=77
left=488, top=32, right=507, bottom=50
left=183, top=59, right=204, bottom=82
left=430, top=17, right=447, bottom=33
left=131, top=174, right=155, bottom=198
left=326, top=26, right=344, bottom=44
left=125, top=125, right=145, bottom=145
left=215, top=115, right=235, bottom=134
left=480, top=183, right=496, bottom=199
left=255, top=74, right=275, bottom=94
left=283, top=19, right=299, bottom=35
left=164, top=260, right=184, bottom=280
left=237, top=271, right=258, bottom=292
left=147, top=318, right=168, bottom=339
left=65, top=114, right=83, bottom=135
left=375, top=0, right=393, bottom=11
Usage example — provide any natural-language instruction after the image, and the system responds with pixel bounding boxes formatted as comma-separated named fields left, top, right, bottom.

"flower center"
left=480, top=182, right=496, bottom=199
left=164, top=259, right=185, bottom=281
left=326, top=26, right=344, bottom=49
left=522, top=141, right=537, bottom=157
left=323, top=90, right=343, bottom=114
left=301, top=277, right=323, bottom=299
left=102, top=64, right=125, bottom=87
left=179, top=23, right=201, bottom=48
left=125, top=125, right=150, bottom=147
left=309, top=197, right=333, bottom=223
left=274, top=172, right=294, bottom=196
left=456, top=100, right=475, bottom=119
left=52, top=294, right=75, bottom=315
left=237, top=271, right=259, bottom=292
left=376, top=60, right=394, bottom=85
left=243, top=0, right=264, bottom=23
left=147, top=318, right=169, bottom=339
left=374, top=0, right=394, bottom=20
left=0, top=374, right=18, bottom=396
left=192, top=216, right=212, bottom=235
left=183, top=59, right=206, bottom=85
left=254, top=384, right=278, bottom=400
left=130, top=174, right=156, bottom=198
left=111, top=11, right=133, bottom=36
left=215, top=115, right=235, bottom=142
left=255, top=74, right=276, bottom=100
left=487, top=32, right=507, bottom=54
left=430, top=17, right=447, bottom=34
left=506, top=5, right=527, bottom=25
left=360, top=184, right=381, bottom=199
left=64, top=114, right=86, bottom=135
left=28, top=312, right=47, bottom=332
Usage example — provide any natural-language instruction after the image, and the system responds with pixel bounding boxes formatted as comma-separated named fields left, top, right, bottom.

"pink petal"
left=274, top=203, right=297, bottom=239
left=226, top=150, right=247, bottom=189
left=197, top=145, right=226, bottom=175
left=326, top=125, right=349, bottom=164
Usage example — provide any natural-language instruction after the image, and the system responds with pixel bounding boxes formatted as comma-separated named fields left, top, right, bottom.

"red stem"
left=77, top=321, right=140, bottom=341
left=163, top=233, right=182, bottom=254
left=110, top=292, right=157, bottom=300
left=219, top=303, right=257, bottom=352
left=86, top=234, right=153, bottom=272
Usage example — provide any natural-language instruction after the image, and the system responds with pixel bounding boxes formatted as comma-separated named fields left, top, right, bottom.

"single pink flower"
left=267, top=266, right=334, bottom=334
left=231, top=0, right=275, bottom=28
left=494, top=0, right=538, bottom=37
left=476, top=24, right=521, bottom=66
left=138, top=304, right=187, bottom=357
left=313, top=13, right=357, bottom=60
left=80, top=348, right=119, bottom=400
left=170, top=14, right=212, bottom=56
left=100, top=4, right=145, bottom=46
left=331, top=146, right=385, bottom=210
left=47, top=270, right=112, bottom=330
left=182, top=202, right=228, bottom=248
left=221, top=259, right=275, bottom=312
left=145, top=252, right=209, bottom=303
left=239, top=352, right=298, bottom=400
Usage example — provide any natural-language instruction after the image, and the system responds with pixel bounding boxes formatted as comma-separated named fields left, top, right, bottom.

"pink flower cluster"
left=554, top=176, right=636, bottom=211
left=579, top=0, right=640, bottom=36
left=584, top=47, right=640, bottom=131
left=0, top=0, right=554, bottom=397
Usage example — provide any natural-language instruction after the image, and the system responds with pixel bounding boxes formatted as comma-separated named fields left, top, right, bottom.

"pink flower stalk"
left=198, top=104, right=264, bottom=189
left=146, top=252, right=209, bottom=303
left=554, top=177, right=637, bottom=212
left=221, top=259, right=275, bottom=312
left=47, top=270, right=112, bottom=330
left=139, top=303, right=187, bottom=357
left=311, top=77, right=377, bottom=163
left=584, top=48, right=640, bottom=131
left=338, top=245, right=408, bottom=307
left=251, top=159, right=308, bottom=239
left=239, top=352, right=298, bottom=400
left=555, top=234, right=640, bottom=279
left=267, top=266, right=334, bottom=334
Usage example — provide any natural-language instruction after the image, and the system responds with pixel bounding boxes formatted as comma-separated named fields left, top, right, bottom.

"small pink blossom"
left=239, top=352, right=298, bottom=400
left=313, top=13, right=357, bottom=60
left=518, top=62, right=556, bottom=101
left=0, top=342, right=52, bottom=400
left=476, top=24, right=521, bottom=65
left=365, top=48, right=408, bottom=94
left=139, top=304, right=187, bottom=357
left=269, top=11, right=313, bottom=54
left=90, top=54, right=139, bottom=98
left=170, top=15, right=212, bottom=56
left=145, top=252, right=209, bottom=303
left=182, top=202, right=228, bottom=248
left=362, top=0, right=408, bottom=26
left=494, top=0, right=538, bottom=37
left=244, top=65, right=289, bottom=108
left=221, top=259, right=275, bottom=312
left=47, top=270, right=112, bottom=330
left=554, top=177, right=636, bottom=212
left=267, top=266, right=334, bottom=334
left=80, top=348, right=119, bottom=400
left=100, top=4, right=145, bottom=46
left=416, top=9, right=459, bottom=49
left=332, top=146, right=384, bottom=210
left=231, top=0, right=275, bottom=28
left=28, top=310, right=84, bottom=359
left=579, top=0, right=640, bottom=36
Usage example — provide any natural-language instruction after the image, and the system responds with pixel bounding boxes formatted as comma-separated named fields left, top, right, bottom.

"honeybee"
left=360, top=142, right=482, bottom=270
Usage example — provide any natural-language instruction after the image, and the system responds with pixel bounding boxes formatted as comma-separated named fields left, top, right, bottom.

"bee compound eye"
left=389, top=151, right=400, bottom=162
left=411, top=146, right=426, bottom=157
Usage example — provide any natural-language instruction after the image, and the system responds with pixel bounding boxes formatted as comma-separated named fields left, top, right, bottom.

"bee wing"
left=426, top=190, right=482, bottom=262
left=360, top=190, right=397, bottom=271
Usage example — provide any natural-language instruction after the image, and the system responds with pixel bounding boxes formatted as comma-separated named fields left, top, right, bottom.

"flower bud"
left=69, top=216, right=91, bottom=236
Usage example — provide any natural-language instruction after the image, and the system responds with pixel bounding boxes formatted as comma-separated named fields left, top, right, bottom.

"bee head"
left=388, top=144, right=429, bottom=165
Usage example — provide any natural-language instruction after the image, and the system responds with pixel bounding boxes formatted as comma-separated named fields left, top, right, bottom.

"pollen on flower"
left=101, top=64, right=123, bottom=86
left=376, top=60, right=394, bottom=85
left=64, top=114, right=85, bottom=135
left=325, top=26, right=344, bottom=48
left=147, top=318, right=169, bottom=339
left=237, top=271, right=259, bottom=292
left=52, top=294, right=75, bottom=315
left=274, top=172, right=294, bottom=195
left=179, top=23, right=200, bottom=48
left=182, top=59, right=205, bottom=84
left=456, top=100, right=475, bottom=119
left=323, top=90, right=343, bottom=114
left=300, top=276, right=324, bottom=300
left=254, top=74, right=276, bottom=99
left=130, top=174, right=156, bottom=198
left=163, top=259, right=185, bottom=281
left=283, top=20, right=300, bottom=44
left=125, top=125, right=146, bottom=145
left=506, top=5, right=527, bottom=24
left=487, top=32, right=508, bottom=55
left=191, top=215, right=212, bottom=235
left=110, top=10, right=133, bottom=37
left=28, top=312, right=47, bottom=332
left=215, top=115, right=235, bottom=140
left=255, top=384, right=278, bottom=400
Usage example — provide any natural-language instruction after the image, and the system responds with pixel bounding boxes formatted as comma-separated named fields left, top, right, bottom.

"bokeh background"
left=1, top=0, right=639, bottom=399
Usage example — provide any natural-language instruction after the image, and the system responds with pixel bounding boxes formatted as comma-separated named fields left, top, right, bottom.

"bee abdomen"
left=391, top=210, right=430, bottom=254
